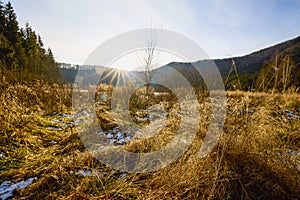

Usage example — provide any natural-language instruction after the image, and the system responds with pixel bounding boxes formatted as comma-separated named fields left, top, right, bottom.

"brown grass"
left=0, top=79, right=300, bottom=199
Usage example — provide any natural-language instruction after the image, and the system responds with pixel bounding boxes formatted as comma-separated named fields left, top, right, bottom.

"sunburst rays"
left=99, top=67, right=146, bottom=87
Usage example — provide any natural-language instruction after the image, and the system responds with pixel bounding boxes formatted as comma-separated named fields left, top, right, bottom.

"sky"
left=9, top=0, right=300, bottom=65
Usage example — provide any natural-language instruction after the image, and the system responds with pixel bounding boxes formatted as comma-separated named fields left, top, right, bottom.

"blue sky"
left=10, top=0, right=300, bottom=64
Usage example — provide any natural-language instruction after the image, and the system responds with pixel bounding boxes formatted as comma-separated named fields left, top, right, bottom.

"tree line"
left=0, top=1, right=59, bottom=82
left=226, top=53, right=297, bottom=93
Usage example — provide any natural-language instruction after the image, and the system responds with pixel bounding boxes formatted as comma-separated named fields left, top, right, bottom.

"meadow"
left=0, top=77, right=300, bottom=199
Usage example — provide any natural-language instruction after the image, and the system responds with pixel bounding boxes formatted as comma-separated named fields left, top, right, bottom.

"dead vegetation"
left=0, top=78, right=300, bottom=199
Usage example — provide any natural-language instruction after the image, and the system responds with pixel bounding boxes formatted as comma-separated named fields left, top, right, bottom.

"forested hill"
left=162, top=35, right=300, bottom=91
left=0, top=1, right=59, bottom=82
left=58, top=35, right=300, bottom=92
left=207, top=35, right=300, bottom=77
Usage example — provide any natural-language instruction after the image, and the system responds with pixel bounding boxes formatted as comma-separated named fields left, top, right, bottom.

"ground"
left=0, top=83, right=300, bottom=199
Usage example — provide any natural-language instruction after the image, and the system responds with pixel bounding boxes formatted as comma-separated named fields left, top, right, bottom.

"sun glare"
left=110, top=50, right=187, bottom=72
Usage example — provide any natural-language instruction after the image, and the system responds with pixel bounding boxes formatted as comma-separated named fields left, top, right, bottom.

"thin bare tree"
left=137, top=29, right=159, bottom=95
left=257, top=66, right=273, bottom=92
left=281, top=55, right=294, bottom=93
left=271, top=52, right=280, bottom=94
left=225, top=57, right=241, bottom=91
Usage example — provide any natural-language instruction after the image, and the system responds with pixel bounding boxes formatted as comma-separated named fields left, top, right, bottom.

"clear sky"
left=9, top=0, right=300, bottom=64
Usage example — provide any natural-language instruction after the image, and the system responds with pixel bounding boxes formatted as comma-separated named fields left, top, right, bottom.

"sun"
left=99, top=67, right=127, bottom=86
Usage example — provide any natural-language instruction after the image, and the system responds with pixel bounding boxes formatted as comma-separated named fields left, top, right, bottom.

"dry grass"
left=1, top=79, right=300, bottom=199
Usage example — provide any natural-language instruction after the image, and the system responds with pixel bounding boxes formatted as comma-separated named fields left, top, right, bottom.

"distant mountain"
left=209, top=35, right=300, bottom=77
left=158, top=35, right=300, bottom=89
left=60, top=36, right=300, bottom=89
left=59, top=65, right=107, bottom=85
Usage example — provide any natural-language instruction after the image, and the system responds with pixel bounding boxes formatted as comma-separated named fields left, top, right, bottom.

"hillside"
left=60, top=36, right=300, bottom=90
left=158, top=35, right=300, bottom=90
left=59, top=65, right=107, bottom=85
left=211, top=35, right=300, bottom=77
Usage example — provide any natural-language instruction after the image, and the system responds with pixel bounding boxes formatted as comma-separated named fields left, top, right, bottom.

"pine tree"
left=4, top=1, right=26, bottom=71
left=0, top=1, right=12, bottom=68
left=0, top=1, right=59, bottom=82
left=0, top=1, right=6, bottom=33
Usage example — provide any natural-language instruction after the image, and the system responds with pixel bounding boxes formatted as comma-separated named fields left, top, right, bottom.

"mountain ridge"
left=60, top=35, right=300, bottom=89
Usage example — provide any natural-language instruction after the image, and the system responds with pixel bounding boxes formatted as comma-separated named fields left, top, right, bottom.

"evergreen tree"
left=0, top=1, right=60, bottom=82
left=0, top=1, right=6, bottom=33
left=0, top=1, right=11, bottom=68
left=3, top=1, right=26, bottom=71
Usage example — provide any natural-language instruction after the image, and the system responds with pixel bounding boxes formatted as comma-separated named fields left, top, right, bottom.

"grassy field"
left=0, top=80, right=300, bottom=199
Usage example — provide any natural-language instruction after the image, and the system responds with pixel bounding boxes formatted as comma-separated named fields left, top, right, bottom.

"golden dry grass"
left=0, top=79, right=300, bottom=199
